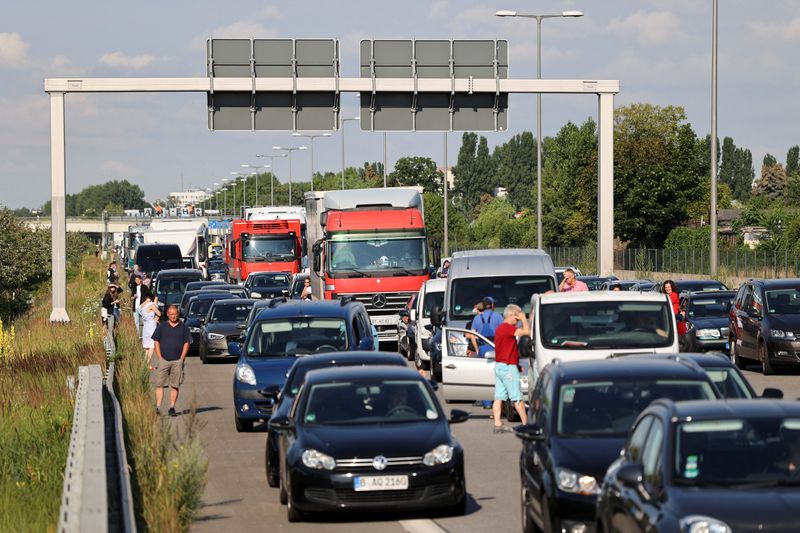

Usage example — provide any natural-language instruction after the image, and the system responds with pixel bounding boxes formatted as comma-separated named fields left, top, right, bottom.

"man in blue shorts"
left=491, top=304, right=529, bottom=433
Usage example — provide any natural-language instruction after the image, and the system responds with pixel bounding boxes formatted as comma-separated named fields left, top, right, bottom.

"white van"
left=524, top=291, right=679, bottom=393
left=410, top=278, right=446, bottom=370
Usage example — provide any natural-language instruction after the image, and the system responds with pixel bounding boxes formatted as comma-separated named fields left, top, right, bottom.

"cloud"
left=0, top=32, right=32, bottom=69
left=99, top=51, right=157, bottom=69
left=606, top=10, right=687, bottom=47
left=428, top=0, right=449, bottom=20
left=98, top=159, right=139, bottom=179
left=750, top=16, right=800, bottom=43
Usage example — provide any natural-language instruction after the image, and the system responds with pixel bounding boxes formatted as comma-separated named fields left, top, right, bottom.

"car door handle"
left=445, top=364, right=457, bottom=369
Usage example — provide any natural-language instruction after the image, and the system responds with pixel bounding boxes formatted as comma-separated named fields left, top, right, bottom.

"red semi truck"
left=304, top=188, right=428, bottom=344
left=227, top=207, right=305, bottom=282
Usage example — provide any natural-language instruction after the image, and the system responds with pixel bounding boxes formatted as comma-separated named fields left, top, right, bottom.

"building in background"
left=169, top=189, right=210, bottom=207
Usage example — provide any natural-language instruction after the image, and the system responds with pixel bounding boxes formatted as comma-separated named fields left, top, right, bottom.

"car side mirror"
left=268, top=415, right=294, bottom=432
left=410, top=309, right=417, bottom=322
left=616, top=463, right=644, bottom=487
left=282, top=289, right=290, bottom=297
left=449, top=409, right=469, bottom=424
left=260, top=384, right=282, bottom=400
left=424, top=323, right=434, bottom=332
left=518, top=335, right=534, bottom=359
left=514, top=423, right=545, bottom=441
left=237, top=323, right=246, bottom=330
left=250, top=292, right=262, bottom=299
left=430, top=306, right=443, bottom=327
left=358, top=337, right=374, bottom=351
left=198, top=317, right=206, bottom=325
left=761, top=388, right=784, bottom=399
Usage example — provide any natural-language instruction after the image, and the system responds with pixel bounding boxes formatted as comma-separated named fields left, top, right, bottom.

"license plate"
left=353, top=475, right=409, bottom=492
left=371, top=316, right=397, bottom=326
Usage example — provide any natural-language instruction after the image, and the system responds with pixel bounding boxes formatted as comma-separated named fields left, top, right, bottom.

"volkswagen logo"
left=372, top=455, right=388, bottom=471
left=372, top=294, right=387, bottom=309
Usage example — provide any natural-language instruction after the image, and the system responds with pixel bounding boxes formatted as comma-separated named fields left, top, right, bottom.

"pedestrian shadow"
left=193, top=405, right=223, bottom=414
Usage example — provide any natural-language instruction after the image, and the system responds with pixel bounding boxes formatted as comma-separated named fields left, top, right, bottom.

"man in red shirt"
left=492, top=304, right=529, bottom=433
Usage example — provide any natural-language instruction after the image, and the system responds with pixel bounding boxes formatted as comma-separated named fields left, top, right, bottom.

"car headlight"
left=208, top=332, right=225, bottom=340
left=423, top=444, right=454, bottom=466
left=235, top=364, right=257, bottom=385
left=771, top=330, right=796, bottom=340
left=696, top=328, right=721, bottom=339
left=301, top=449, right=336, bottom=470
left=189, top=327, right=201, bottom=334
left=555, top=467, right=600, bottom=495
left=679, top=515, right=732, bottom=533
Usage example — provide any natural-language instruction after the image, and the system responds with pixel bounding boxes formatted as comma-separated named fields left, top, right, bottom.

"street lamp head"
left=321, top=133, right=332, bottom=137
left=291, top=133, right=301, bottom=137
left=495, top=9, right=518, bottom=17
left=240, top=164, right=250, bottom=168
left=272, top=146, right=283, bottom=150
left=562, top=10, right=583, bottom=17
left=298, top=146, right=308, bottom=150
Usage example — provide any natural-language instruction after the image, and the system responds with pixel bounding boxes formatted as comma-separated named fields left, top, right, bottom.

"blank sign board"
left=360, top=39, right=508, bottom=132
left=206, top=38, right=340, bottom=131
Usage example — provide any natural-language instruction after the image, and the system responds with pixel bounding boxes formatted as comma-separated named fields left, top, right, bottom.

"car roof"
left=660, top=399, right=800, bottom=419
left=209, top=298, right=258, bottom=307
left=450, top=249, right=555, bottom=278
left=746, top=278, right=800, bottom=288
left=155, top=269, right=203, bottom=278
left=303, top=365, right=422, bottom=386
left=684, top=290, right=736, bottom=298
left=424, top=278, right=447, bottom=291
left=539, top=291, right=669, bottom=304
left=545, top=357, right=711, bottom=382
left=187, top=292, right=236, bottom=302
left=253, top=299, right=365, bottom=321
left=291, top=351, right=406, bottom=369
left=199, top=284, right=242, bottom=290
left=249, top=271, right=290, bottom=278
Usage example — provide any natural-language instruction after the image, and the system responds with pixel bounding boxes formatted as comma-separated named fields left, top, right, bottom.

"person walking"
left=491, top=304, right=530, bottom=434
left=130, top=275, right=147, bottom=333
left=101, top=284, right=120, bottom=356
left=559, top=268, right=588, bottom=292
left=151, top=304, right=191, bottom=416
left=140, top=293, right=160, bottom=368
left=107, top=262, right=118, bottom=285
left=472, top=296, right=504, bottom=408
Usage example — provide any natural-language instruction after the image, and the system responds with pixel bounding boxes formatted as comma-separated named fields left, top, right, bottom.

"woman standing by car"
left=140, top=293, right=161, bottom=370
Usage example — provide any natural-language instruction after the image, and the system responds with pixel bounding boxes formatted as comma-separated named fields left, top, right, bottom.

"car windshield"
left=246, top=318, right=348, bottom=356
left=702, top=367, right=753, bottom=399
left=423, top=291, right=444, bottom=318
left=327, top=233, right=428, bottom=276
left=557, top=380, right=716, bottom=437
left=156, top=276, right=201, bottom=305
left=450, top=276, right=554, bottom=320
left=302, top=379, right=439, bottom=425
left=243, top=236, right=295, bottom=262
left=250, top=274, right=290, bottom=288
left=674, top=417, right=800, bottom=486
left=688, top=296, right=733, bottom=318
left=209, top=303, right=253, bottom=323
left=291, top=277, right=307, bottom=298
left=188, top=299, right=223, bottom=317
left=765, top=288, right=800, bottom=315
left=540, top=301, right=674, bottom=349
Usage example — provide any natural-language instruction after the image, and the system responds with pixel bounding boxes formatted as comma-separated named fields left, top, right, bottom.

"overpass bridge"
left=23, top=216, right=229, bottom=238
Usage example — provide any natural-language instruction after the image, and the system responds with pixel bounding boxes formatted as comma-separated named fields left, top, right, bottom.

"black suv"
left=597, top=399, right=800, bottom=533
left=679, top=290, right=735, bottom=352
left=729, top=278, right=800, bottom=374
left=515, top=357, right=721, bottom=533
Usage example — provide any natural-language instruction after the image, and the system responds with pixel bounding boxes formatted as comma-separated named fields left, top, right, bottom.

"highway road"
left=165, top=355, right=800, bottom=533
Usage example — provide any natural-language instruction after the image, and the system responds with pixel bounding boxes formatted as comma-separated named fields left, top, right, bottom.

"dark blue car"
left=679, top=290, right=736, bottom=352
left=232, top=298, right=376, bottom=431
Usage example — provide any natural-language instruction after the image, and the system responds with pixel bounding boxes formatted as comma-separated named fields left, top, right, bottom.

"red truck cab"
left=228, top=218, right=303, bottom=282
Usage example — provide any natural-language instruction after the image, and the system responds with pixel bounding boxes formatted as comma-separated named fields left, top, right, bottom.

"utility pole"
left=443, top=132, right=449, bottom=257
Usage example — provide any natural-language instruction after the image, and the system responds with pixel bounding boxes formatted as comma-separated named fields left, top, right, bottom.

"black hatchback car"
left=264, top=351, right=408, bottom=488
left=183, top=292, right=236, bottom=354
left=679, top=290, right=736, bottom=352
left=270, top=365, right=469, bottom=522
left=729, top=278, right=800, bottom=374
left=199, top=298, right=257, bottom=363
left=515, top=357, right=721, bottom=533
left=597, top=399, right=800, bottom=533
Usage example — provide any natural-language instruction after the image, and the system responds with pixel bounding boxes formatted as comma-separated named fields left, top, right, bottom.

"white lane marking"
left=399, top=519, right=447, bottom=533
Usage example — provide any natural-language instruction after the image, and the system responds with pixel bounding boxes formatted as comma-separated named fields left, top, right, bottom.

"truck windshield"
left=328, top=234, right=427, bottom=276
left=243, top=236, right=295, bottom=262
left=450, top=276, right=554, bottom=320
left=539, top=301, right=674, bottom=349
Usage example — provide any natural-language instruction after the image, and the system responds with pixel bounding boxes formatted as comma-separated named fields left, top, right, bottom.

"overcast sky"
left=1, top=0, right=798, bottom=208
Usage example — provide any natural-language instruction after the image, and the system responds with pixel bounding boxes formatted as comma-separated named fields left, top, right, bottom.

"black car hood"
left=688, top=316, right=728, bottom=329
left=300, top=421, right=450, bottom=460
left=550, top=437, right=626, bottom=480
left=766, top=314, right=800, bottom=330
left=667, top=487, right=800, bottom=532
left=205, top=323, right=245, bottom=336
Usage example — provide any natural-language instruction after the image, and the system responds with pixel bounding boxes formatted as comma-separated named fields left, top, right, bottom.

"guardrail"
left=59, top=364, right=136, bottom=533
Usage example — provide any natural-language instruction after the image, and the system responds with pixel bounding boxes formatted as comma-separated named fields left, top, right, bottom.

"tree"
left=452, top=132, right=481, bottom=213
left=42, top=179, right=149, bottom=216
left=389, top=157, right=443, bottom=193
left=754, top=163, right=788, bottom=201
left=422, top=192, right=469, bottom=250
left=614, top=104, right=707, bottom=248
left=493, top=131, right=536, bottom=213
left=763, top=153, right=777, bottom=167
left=787, top=145, right=799, bottom=177
left=0, top=212, right=50, bottom=320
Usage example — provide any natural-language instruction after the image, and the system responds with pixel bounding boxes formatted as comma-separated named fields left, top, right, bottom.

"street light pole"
left=341, top=117, right=360, bottom=190
left=241, top=164, right=268, bottom=206
left=710, top=0, right=719, bottom=275
left=293, top=133, right=331, bottom=192
left=383, top=131, right=388, bottom=187
left=272, top=146, right=307, bottom=204
left=443, top=132, right=449, bottom=257
left=221, top=178, right=230, bottom=217
left=496, top=9, right=584, bottom=249
left=256, top=153, right=287, bottom=206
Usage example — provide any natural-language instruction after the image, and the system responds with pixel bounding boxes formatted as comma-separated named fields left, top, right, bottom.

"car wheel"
left=759, top=341, right=774, bottom=375
left=415, top=349, right=430, bottom=371
left=540, top=496, right=554, bottom=533
left=279, top=478, right=288, bottom=505
left=265, top=439, right=280, bottom=488
left=286, top=492, right=303, bottom=522
left=200, top=347, right=206, bottom=364
left=235, top=416, right=253, bottom=432
left=432, top=363, right=442, bottom=383
left=505, top=400, right=521, bottom=423
left=521, top=484, right=536, bottom=533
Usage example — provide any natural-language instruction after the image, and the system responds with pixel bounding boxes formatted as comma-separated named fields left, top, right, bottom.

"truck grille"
left=335, top=292, right=415, bottom=316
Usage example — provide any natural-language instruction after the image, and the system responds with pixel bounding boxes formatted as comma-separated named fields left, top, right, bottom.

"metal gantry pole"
left=49, top=91, right=69, bottom=322
left=710, top=0, right=719, bottom=275
left=341, top=124, right=346, bottom=189
left=383, top=131, right=388, bottom=187
left=536, top=17, right=543, bottom=249
left=288, top=151, right=293, bottom=204
left=597, top=93, right=615, bottom=276
left=443, top=132, right=449, bottom=257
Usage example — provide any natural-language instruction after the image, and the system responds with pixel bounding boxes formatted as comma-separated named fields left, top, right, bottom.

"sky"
left=1, top=0, right=799, bottom=208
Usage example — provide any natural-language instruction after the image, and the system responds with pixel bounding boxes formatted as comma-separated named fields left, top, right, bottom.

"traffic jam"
left=127, top=186, right=800, bottom=531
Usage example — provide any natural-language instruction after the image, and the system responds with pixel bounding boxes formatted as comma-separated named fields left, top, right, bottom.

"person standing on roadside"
left=140, top=293, right=160, bottom=369
left=130, top=275, right=146, bottom=333
left=663, top=280, right=680, bottom=315
left=101, top=284, right=120, bottom=356
left=151, top=305, right=191, bottom=416
left=472, top=296, right=504, bottom=408
left=559, top=268, right=588, bottom=292
left=491, top=304, right=529, bottom=434
left=107, top=262, right=118, bottom=285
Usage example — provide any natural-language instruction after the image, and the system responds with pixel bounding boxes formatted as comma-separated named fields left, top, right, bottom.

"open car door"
left=441, top=327, right=498, bottom=401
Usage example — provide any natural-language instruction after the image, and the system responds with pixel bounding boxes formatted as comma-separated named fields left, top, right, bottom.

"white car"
left=411, top=278, right=446, bottom=371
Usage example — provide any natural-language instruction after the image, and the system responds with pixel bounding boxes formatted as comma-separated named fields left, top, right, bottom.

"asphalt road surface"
left=160, top=355, right=800, bottom=533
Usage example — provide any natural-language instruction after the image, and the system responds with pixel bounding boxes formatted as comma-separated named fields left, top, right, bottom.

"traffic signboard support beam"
left=44, top=74, right=618, bottom=321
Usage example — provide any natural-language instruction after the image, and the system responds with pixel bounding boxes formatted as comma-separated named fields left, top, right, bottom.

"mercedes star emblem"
left=372, top=294, right=387, bottom=309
